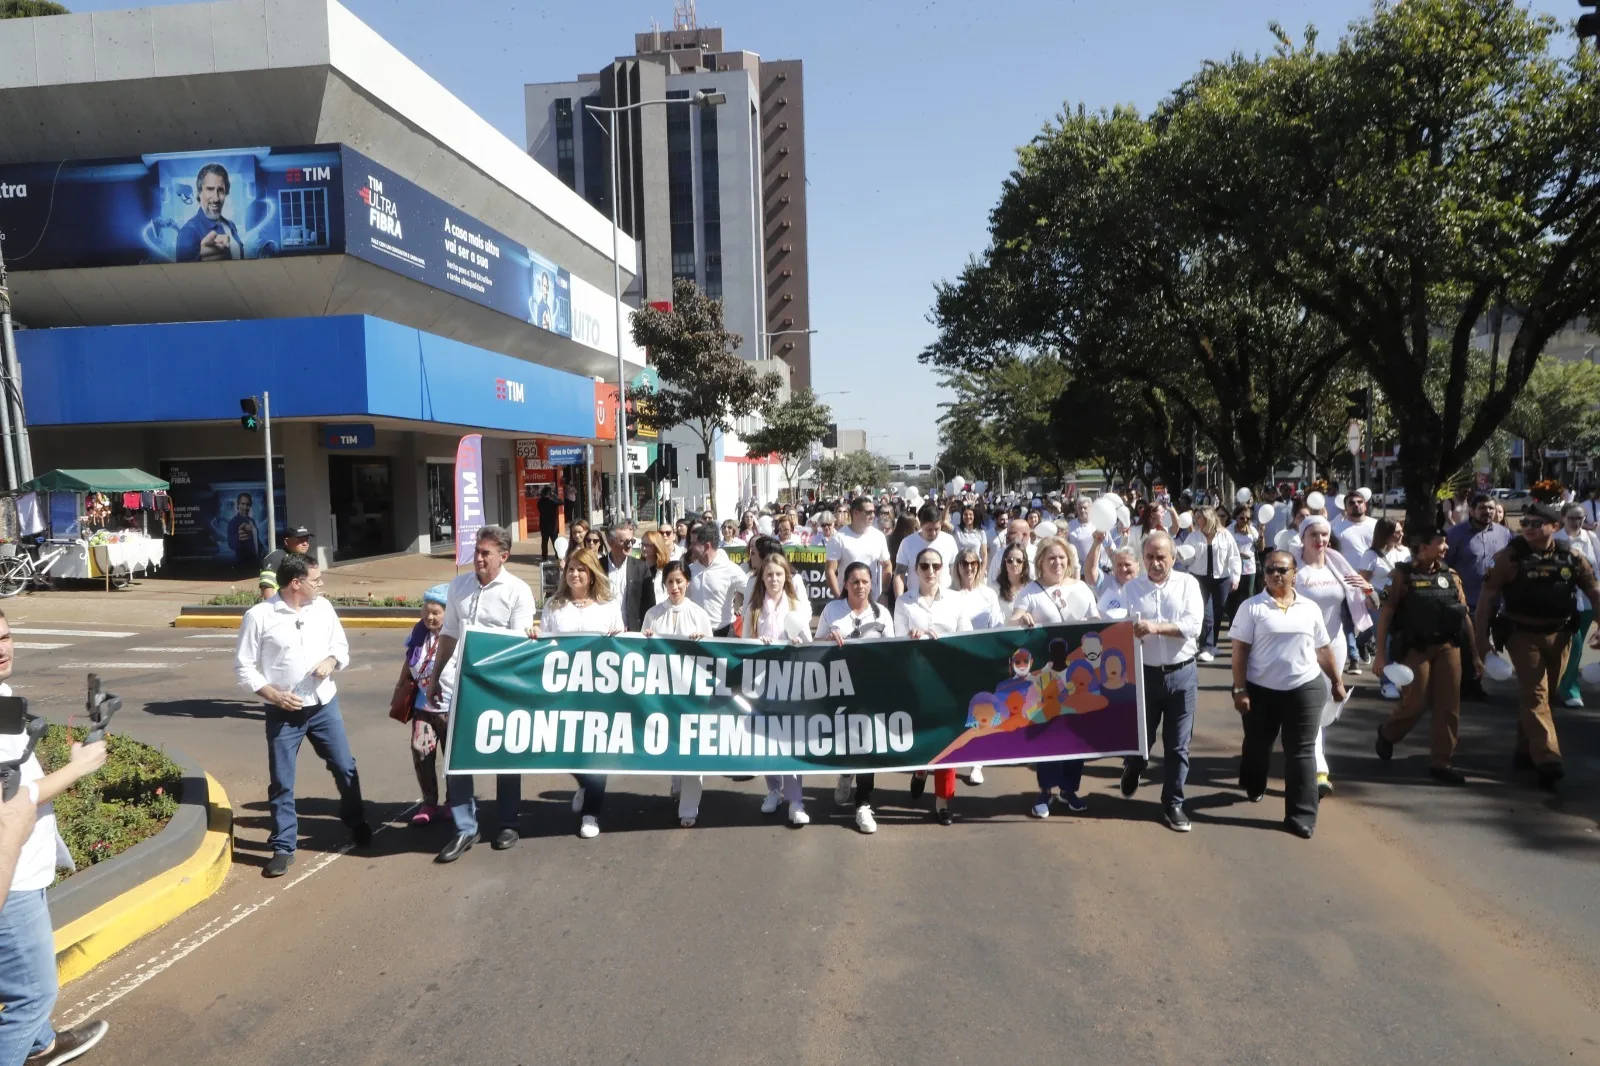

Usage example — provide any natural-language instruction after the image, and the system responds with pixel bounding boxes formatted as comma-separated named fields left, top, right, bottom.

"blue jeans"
left=0, top=888, right=57, bottom=1061
left=1125, top=662, right=1198, bottom=807
left=1197, top=576, right=1231, bottom=654
left=265, top=697, right=366, bottom=856
left=1035, top=760, right=1084, bottom=795
left=446, top=773, right=522, bottom=837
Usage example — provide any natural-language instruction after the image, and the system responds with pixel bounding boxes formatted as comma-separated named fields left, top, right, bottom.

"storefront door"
left=426, top=461, right=454, bottom=550
left=328, top=456, right=394, bottom=560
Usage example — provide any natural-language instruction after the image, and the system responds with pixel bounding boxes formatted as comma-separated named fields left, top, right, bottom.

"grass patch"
left=202, top=589, right=422, bottom=608
left=38, top=726, right=182, bottom=874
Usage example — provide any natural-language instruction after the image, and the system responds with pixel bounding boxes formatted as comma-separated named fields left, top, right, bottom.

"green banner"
left=445, top=621, right=1146, bottom=776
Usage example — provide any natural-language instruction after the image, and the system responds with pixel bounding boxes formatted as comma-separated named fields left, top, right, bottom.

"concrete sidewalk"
left=0, top=549, right=559, bottom=628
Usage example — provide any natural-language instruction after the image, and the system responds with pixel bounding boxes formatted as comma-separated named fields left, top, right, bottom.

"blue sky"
left=62, top=0, right=1578, bottom=463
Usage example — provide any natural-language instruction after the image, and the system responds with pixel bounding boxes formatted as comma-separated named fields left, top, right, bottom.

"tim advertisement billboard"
left=159, top=458, right=288, bottom=571
left=0, top=145, right=343, bottom=268
left=341, top=147, right=572, bottom=340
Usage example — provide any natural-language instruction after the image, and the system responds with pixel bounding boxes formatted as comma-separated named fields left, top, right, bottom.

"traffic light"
left=1583, top=1, right=1600, bottom=40
left=822, top=423, right=838, bottom=449
left=239, top=396, right=259, bottom=431
left=1344, top=388, right=1367, bottom=422
left=659, top=443, right=679, bottom=486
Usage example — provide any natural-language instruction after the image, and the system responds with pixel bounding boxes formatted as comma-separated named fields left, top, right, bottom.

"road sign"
left=626, top=445, right=648, bottom=474
left=1346, top=420, right=1362, bottom=456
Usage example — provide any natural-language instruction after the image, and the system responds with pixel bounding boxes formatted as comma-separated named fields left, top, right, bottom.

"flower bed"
left=203, top=589, right=422, bottom=608
left=38, top=727, right=182, bottom=873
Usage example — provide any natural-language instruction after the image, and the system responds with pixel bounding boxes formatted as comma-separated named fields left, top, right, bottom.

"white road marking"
left=12, top=628, right=137, bottom=638
left=128, top=646, right=225, bottom=654
left=60, top=803, right=418, bottom=1026
left=57, top=662, right=171, bottom=670
left=187, top=634, right=240, bottom=640
left=13, top=642, right=71, bottom=650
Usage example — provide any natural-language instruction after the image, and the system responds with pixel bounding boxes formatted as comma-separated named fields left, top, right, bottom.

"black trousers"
left=1197, top=575, right=1232, bottom=653
left=854, top=773, right=875, bottom=811
left=1240, top=679, right=1322, bottom=832
left=575, top=774, right=607, bottom=816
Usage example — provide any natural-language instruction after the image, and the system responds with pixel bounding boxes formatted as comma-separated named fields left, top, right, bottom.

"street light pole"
left=589, top=89, right=727, bottom=521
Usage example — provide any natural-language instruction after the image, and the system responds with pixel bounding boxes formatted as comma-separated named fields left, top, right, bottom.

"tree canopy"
left=742, top=387, right=833, bottom=498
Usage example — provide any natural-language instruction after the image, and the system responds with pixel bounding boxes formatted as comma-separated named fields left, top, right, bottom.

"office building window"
left=700, top=98, right=722, bottom=289
left=554, top=98, right=576, bottom=189
left=667, top=90, right=696, bottom=281
left=581, top=94, right=610, bottom=218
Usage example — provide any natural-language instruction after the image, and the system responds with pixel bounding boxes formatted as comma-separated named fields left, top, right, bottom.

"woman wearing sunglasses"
left=1294, top=516, right=1374, bottom=797
left=894, top=546, right=973, bottom=824
left=1555, top=504, right=1600, bottom=708
left=1230, top=550, right=1347, bottom=838
left=1010, top=536, right=1102, bottom=817
left=994, top=544, right=1033, bottom=628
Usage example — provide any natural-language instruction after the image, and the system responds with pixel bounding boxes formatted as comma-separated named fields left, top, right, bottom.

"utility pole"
left=262, top=391, right=276, bottom=554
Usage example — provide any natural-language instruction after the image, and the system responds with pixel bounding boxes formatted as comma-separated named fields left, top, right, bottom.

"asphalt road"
left=8, top=613, right=1600, bottom=1066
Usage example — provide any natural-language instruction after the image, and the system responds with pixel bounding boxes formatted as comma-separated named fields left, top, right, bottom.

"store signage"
left=547, top=445, right=586, bottom=466
left=626, top=445, right=649, bottom=474
left=495, top=377, right=526, bottom=403
left=594, top=383, right=619, bottom=441
left=321, top=423, right=375, bottom=449
left=515, top=439, right=542, bottom=459
left=455, top=434, right=485, bottom=566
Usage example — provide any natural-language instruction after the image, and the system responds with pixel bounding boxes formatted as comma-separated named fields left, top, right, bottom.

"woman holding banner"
left=821, top=561, right=897, bottom=833
left=643, top=560, right=716, bottom=828
left=896, top=546, right=974, bottom=824
left=993, top=544, right=1033, bottom=629
left=1294, top=516, right=1373, bottom=798
left=746, top=554, right=815, bottom=826
left=1012, top=537, right=1102, bottom=818
left=532, top=548, right=625, bottom=840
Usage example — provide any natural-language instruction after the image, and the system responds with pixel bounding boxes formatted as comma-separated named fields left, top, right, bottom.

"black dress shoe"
left=435, top=832, right=478, bottom=863
left=492, top=827, right=519, bottom=850
left=351, top=821, right=374, bottom=847
left=1536, top=763, right=1566, bottom=792
left=1429, top=765, right=1466, bottom=786
left=1513, top=750, right=1536, bottom=773
left=1120, top=764, right=1140, bottom=798
left=1375, top=729, right=1394, bottom=763
left=263, top=852, right=294, bottom=878
left=909, top=772, right=926, bottom=801
left=1285, top=820, right=1314, bottom=839
left=936, top=807, right=955, bottom=826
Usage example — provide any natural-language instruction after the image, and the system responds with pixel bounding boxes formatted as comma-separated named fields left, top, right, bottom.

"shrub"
left=37, top=727, right=183, bottom=874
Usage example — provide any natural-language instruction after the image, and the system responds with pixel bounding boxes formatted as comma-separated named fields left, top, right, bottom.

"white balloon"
left=1100, top=492, right=1123, bottom=510
left=1236, top=487, right=1253, bottom=504
left=952, top=476, right=967, bottom=491
left=1089, top=498, right=1118, bottom=533
left=1357, top=487, right=1373, bottom=502
left=1482, top=653, right=1514, bottom=682
left=1176, top=544, right=1196, bottom=563
left=1306, top=491, right=1326, bottom=512
left=1035, top=520, right=1059, bottom=538
left=1583, top=661, right=1600, bottom=684
left=1273, top=529, right=1300, bottom=552
left=1382, top=663, right=1415, bottom=687
left=1333, top=494, right=1346, bottom=512
left=1116, top=505, right=1131, bottom=527
left=1257, top=504, right=1275, bottom=525
left=784, top=613, right=809, bottom=641
left=1104, top=607, right=1130, bottom=620
left=1177, top=511, right=1194, bottom=530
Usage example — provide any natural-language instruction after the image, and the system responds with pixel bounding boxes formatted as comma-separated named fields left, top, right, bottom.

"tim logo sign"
left=495, top=378, right=526, bottom=403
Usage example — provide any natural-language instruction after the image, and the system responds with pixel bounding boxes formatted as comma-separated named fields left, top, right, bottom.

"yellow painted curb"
left=53, top=773, right=234, bottom=986
left=174, top=615, right=416, bottom=629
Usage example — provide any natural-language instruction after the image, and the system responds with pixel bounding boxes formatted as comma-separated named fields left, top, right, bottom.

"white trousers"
left=1315, top=636, right=1349, bottom=775
left=765, top=774, right=804, bottom=806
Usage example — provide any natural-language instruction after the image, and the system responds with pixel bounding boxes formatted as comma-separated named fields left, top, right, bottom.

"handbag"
left=389, top=676, right=417, bottom=724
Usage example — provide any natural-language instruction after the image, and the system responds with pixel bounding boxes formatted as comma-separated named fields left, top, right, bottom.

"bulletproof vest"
left=1395, top=563, right=1464, bottom=644
left=1500, top=540, right=1580, bottom=621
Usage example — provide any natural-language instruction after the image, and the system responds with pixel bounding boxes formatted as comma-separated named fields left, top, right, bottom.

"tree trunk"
left=1397, top=416, right=1446, bottom=533
left=697, top=421, right=718, bottom=519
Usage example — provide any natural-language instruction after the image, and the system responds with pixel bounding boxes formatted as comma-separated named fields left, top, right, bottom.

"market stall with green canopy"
left=13, top=468, right=170, bottom=588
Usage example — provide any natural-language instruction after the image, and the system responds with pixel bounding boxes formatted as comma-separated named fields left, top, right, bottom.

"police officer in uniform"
left=1474, top=502, right=1600, bottom=791
left=1372, top=528, right=1476, bottom=783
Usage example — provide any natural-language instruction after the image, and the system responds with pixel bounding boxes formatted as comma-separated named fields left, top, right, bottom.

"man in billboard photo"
left=176, top=163, right=244, bottom=262
left=229, top=492, right=263, bottom=572
left=529, top=269, right=555, bottom=330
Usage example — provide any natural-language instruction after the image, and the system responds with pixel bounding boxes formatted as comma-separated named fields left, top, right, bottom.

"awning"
left=21, top=468, right=170, bottom=493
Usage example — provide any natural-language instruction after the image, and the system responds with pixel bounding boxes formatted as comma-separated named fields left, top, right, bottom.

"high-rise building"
left=524, top=8, right=812, bottom=391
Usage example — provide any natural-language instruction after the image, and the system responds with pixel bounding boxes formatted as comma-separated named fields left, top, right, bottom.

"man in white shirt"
left=688, top=524, right=744, bottom=636
left=426, top=525, right=536, bottom=863
left=0, top=612, right=113, bottom=1065
left=236, top=554, right=370, bottom=878
left=1116, top=532, right=1204, bottom=833
left=1332, top=492, right=1379, bottom=663
left=989, top=518, right=1037, bottom=583
left=826, top=496, right=892, bottom=602
left=894, top=503, right=959, bottom=597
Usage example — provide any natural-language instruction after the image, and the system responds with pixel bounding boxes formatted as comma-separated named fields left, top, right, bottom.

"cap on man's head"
left=1526, top=502, right=1563, bottom=525
left=285, top=525, right=313, bottom=539
left=258, top=570, right=278, bottom=590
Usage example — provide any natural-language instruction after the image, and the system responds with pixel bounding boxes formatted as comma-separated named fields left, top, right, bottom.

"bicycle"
left=0, top=538, right=125, bottom=596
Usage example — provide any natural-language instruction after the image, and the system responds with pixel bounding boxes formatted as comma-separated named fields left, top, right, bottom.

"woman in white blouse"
left=1556, top=504, right=1600, bottom=707
left=946, top=547, right=997, bottom=785
left=1177, top=506, right=1241, bottom=663
left=993, top=543, right=1032, bottom=629
left=1009, top=536, right=1102, bottom=818
left=643, top=559, right=716, bottom=828
left=744, top=553, right=815, bottom=826
left=952, top=504, right=989, bottom=577
left=895, top=546, right=974, bottom=825
left=820, top=561, right=897, bottom=833
left=533, top=548, right=625, bottom=841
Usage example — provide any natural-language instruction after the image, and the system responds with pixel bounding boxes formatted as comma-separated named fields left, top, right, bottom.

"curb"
left=52, top=772, right=234, bottom=986
left=174, top=614, right=415, bottom=629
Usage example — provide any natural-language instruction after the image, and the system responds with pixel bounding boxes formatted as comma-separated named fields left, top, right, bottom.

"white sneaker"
left=571, top=787, right=586, bottom=813
left=1564, top=695, right=1585, bottom=708
left=1030, top=798, right=1052, bottom=819
left=578, top=815, right=600, bottom=839
left=760, top=789, right=783, bottom=815
left=1380, top=681, right=1400, bottom=700
left=679, top=817, right=696, bottom=828
left=1197, top=651, right=1216, bottom=663
left=967, top=765, right=985, bottom=785
left=834, top=775, right=855, bottom=805
left=789, top=805, right=810, bottom=826
left=854, top=806, right=877, bottom=834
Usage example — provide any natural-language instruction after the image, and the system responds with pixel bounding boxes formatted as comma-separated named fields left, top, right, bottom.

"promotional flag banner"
left=446, top=621, right=1146, bottom=776
left=454, top=433, right=484, bottom=566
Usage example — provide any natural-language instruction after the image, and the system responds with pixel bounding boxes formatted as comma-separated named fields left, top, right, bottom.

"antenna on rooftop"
left=673, top=0, right=698, bottom=31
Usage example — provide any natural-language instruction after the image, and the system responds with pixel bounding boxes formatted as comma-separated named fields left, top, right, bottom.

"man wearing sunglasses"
left=600, top=517, right=655, bottom=632
left=1474, top=502, right=1600, bottom=791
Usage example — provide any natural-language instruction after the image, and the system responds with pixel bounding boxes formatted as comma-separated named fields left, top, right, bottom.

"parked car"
left=1500, top=489, right=1533, bottom=512
left=1381, top=487, right=1406, bottom=506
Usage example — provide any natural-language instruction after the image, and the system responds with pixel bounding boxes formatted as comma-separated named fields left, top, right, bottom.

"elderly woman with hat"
left=1293, top=514, right=1374, bottom=797
left=395, top=583, right=452, bottom=825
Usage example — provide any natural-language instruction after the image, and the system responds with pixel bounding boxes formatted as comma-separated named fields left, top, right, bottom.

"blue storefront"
left=17, top=315, right=604, bottom=565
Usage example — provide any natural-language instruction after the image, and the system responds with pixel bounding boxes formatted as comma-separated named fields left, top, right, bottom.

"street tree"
left=1505, top=356, right=1600, bottom=482
left=741, top=387, right=833, bottom=501
left=0, top=1, right=70, bottom=16
left=631, top=278, right=784, bottom=511
left=814, top=451, right=893, bottom=497
left=1161, top=0, right=1600, bottom=528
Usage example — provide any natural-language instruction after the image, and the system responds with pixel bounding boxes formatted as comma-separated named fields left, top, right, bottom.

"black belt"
left=1145, top=658, right=1195, bottom=674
